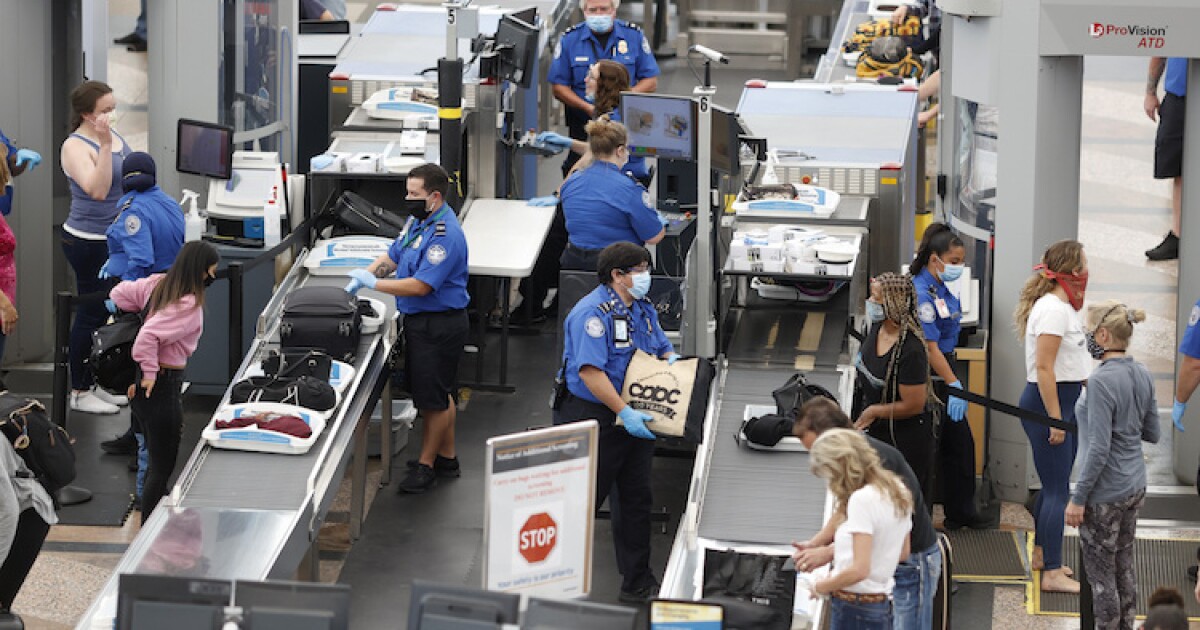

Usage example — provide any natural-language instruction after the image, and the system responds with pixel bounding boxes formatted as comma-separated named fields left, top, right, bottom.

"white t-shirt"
left=1024, top=294, right=1093, bottom=383
left=832, top=484, right=912, bottom=594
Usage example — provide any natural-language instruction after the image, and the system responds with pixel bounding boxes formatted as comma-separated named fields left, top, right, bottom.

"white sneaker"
left=92, top=387, right=129, bottom=407
left=70, top=390, right=120, bottom=414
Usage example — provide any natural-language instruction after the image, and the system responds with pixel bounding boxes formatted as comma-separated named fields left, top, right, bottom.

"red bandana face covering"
left=1034, top=264, right=1088, bottom=311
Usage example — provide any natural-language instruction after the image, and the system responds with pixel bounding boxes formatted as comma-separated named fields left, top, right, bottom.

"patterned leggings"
left=1078, top=489, right=1145, bottom=630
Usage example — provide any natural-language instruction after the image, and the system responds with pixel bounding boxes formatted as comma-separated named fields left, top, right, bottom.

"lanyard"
left=397, top=207, right=447, bottom=251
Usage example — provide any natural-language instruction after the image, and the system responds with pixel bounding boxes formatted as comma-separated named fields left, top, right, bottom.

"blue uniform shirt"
left=0, top=130, right=17, bottom=217
left=561, top=162, right=662, bottom=250
left=386, top=203, right=470, bottom=314
left=1180, top=298, right=1200, bottom=359
left=105, top=186, right=186, bottom=281
left=548, top=20, right=660, bottom=99
left=1165, top=58, right=1188, bottom=98
left=562, top=284, right=673, bottom=404
left=913, top=267, right=961, bottom=354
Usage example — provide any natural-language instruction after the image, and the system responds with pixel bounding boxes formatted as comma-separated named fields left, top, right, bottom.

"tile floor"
left=7, top=5, right=1199, bottom=630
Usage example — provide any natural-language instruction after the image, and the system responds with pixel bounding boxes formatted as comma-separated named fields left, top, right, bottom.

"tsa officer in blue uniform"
left=1173, top=299, right=1200, bottom=471
left=555, top=242, right=679, bottom=603
left=102, top=152, right=185, bottom=282
left=548, top=0, right=659, bottom=174
left=911, top=223, right=989, bottom=529
left=559, top=118, right=664, bottom=271
left=0, top=127, right=41, bottom=218
left=347, top=163, right=470, bottom=494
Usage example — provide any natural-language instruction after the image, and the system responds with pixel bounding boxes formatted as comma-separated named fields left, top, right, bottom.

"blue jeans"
left=60, top=229, right=114, bottom=391
left=134, top=432, right=147, bottom=499
left=831, top=597, right=892, bottom=630
left=1019, top=380, right=1082, bottom=571
left=893, top=543, right=942, bottom=630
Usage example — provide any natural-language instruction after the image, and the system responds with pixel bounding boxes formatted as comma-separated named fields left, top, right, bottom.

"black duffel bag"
left=279, top=286, right=362, bottom=363
left=330, top=190, right=408, bottom=238
left=771, top=372, right=839, bottom=419
left=702, top=548, right=795, bottom=630
left=260, top=349, right=333, bottom=381
left=87, top=305, right=150, bottom=393
left=230, top=375, right=337, bottom=411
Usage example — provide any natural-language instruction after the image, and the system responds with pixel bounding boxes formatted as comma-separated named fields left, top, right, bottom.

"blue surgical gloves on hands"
left=536, top=131, right=572, bottom=153
left=344, top=268, right=378, bottom=294
left=947, top=381, right=967, bottom=422
left=104, top=299, right=116, bottom=314
left=1174, top=399, right=1187, bottom=432
left=98, top=259, right=112, bottom=279
left=14, top=149, right=41, bottom=170
left=618, top=405, right=657, bottom=440
left=666, top=353, right=681, bottom=365
left=528, top=195, right=559, bottom=207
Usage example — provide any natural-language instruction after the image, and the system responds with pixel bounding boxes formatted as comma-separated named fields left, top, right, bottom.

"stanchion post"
left=1079, top=538, right=1093, bottom=629
left=228, top=262, right=245, bottom=381
left=53, top=291, right=92, bottom=506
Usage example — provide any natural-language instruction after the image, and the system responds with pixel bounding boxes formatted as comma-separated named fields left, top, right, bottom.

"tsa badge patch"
left=426, top=244, right=447, bottom=265
left=124, top=215, right=141, bottom=235
left=586, top=316, right=605, bottom=338
left=618, top=39, right=628, bottom=54
left=918, top=302, right=936, bottom=324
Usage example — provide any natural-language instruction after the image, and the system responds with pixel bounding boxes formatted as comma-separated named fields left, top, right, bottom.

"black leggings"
left=0, top=508, right=50, bottom=609
left=131, top=369, right=185, bottom=524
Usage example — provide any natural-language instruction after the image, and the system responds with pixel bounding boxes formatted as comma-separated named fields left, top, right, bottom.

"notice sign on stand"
left=484, top=422, right=598, bottom=598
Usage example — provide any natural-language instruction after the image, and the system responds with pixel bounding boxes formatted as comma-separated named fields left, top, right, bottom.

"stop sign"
left=518, top=512, right=557, bottom=564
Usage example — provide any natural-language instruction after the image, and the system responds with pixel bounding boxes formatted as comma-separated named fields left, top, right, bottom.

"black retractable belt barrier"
left=846, top=326, right=1077, bottom=433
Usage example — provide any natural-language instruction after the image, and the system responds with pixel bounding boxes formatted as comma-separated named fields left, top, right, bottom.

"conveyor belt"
left=697, top=366, right=844, bottom=546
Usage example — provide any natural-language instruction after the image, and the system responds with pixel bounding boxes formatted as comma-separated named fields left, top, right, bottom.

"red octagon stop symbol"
left=518, top=512, right=557, bottom=564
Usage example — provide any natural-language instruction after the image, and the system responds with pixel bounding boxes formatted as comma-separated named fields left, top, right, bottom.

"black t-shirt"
left=868, top=435, right=936, bottom=551
left=859, top=323, right=929, bottom=404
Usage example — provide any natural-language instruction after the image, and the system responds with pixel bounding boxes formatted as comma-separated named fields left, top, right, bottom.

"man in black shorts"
left=346, top=164, right=471, bottom=493
left=1145, top=57, right=1188, bottom=261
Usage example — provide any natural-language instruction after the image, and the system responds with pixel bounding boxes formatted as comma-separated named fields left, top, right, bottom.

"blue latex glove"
left=104, top=299, right=117, bottom=314
left=14, top=149, right=41, bottom=170
left=98, top=259, right=112, bottom=279
left=657, top=211, right=671, bottom=227
left=1174, top=399, right=1187, bottom=432
left=344, top=278, right=363, bottom=295
left=618, top=406, right=657, bottom=440
left=528, top=195, right=559, bottom=207
left=666, top=353, right=682, bottom=365
left=536, top=131, right=572, bottom=150
left=348, top=269, right=378, bottom=290
left=947, top=381, right=967, bottom=422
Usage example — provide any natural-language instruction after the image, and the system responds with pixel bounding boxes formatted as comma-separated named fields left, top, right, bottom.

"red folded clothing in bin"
left=215, top=411, right=312, bottom=438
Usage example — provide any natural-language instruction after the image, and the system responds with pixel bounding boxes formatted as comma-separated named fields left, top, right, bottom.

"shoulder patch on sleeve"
left=553, top=39, right=563, bottom=60
left=642, top=36, right=652, bottom=53
left=1190, top=304, right=1200, bottom=327
left=918, top=302, right=936, bottom=324
left=426, top=244, right=447, bottom=265
left=642, top=189, right=653, bottom=208
left=585, top=316, right=605, bottom=338
left=124, top=214, right=142, bottom=236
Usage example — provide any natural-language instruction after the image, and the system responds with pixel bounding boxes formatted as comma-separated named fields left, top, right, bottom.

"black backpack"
left=88, top=304, right=150, bottom=392
left=0, top=394, right=76, bottom=495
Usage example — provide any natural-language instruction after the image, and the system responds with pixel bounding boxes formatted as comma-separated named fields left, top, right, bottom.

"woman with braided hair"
left=853, top=272, right=935, bottom=504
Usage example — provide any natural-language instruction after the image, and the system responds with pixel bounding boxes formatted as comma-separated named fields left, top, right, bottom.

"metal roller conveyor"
left=75, top=252, right=397, bottom=630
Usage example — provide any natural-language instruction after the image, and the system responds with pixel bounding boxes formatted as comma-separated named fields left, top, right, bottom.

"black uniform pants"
left=934, top=357, right=978, bottom=522
left=131, top=368, right=185, bottom=525
left=560, top=243, right=603, bottom=273
left=554, top=393, right=656, bottom=592
left=517, top=204, right=568, bottom=317
left=0, top=508, right=50, bottom=609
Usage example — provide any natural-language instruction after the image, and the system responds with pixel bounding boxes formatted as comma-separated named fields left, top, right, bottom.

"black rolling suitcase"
left=279, top=286, right=362, bottom=363
left=933, top=531, right=953, bottom=630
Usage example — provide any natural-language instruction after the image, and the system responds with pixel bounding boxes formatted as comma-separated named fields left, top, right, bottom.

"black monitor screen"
left=621, top=92, right=695, bottom=161
left=495, top=12, right=538, bottom=88
left=234, top=580, right=350, bottom=630
left=709, top=105, right=741, bottom=174
left=406, top=580, right=520, bottom=630
left=177, top=118, right=234, bottom=180
left=118, top=574, right=232, bottom=630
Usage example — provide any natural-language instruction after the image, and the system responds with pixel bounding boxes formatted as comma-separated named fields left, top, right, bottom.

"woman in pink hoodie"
left=110, top=241, right=218, bottom=523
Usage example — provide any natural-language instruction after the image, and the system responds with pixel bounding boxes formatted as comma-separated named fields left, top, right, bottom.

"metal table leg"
left=350, top=407, right=368, bottom=541
left=380, top=394, right=393, bottom=486
left=499, top=277, right=510, bottom=386
left=298, top=539, right=320, bottom=582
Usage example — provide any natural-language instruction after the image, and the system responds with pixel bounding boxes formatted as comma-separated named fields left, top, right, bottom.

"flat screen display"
left=177, top=118, right=234, bottom=180
left=621, top=92, right=695, bottom=161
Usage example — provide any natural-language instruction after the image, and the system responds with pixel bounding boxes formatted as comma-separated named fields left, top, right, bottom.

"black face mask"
left=204, top=274, right=216, bottom=288
left=403, top=198, right=432, bottom=221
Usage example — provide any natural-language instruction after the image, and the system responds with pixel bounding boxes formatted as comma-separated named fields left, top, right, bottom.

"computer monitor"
left=234, top=580, right=351, bottom=630
left=621, top=92, right=696, bottom=161
left=648, top=599, right=725, bottom=630
left=177, top=118, right=234, bottom=180
left=709, top=105, right=746, bottom=174
left=524, top=597, right=638, bottom=630
left=406, top=580, right=521, bottom=630
left=495, top=12, right=539, bottom=88
left=117, top=574, right=232, bottom=630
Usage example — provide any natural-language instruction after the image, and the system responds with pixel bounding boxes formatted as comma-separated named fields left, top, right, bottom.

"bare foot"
left=1061, top=565, right=1074, bottom=578
left=1031, top=547, right=1074, bottom=577
left=1041, top=569, right=1080, bottom=593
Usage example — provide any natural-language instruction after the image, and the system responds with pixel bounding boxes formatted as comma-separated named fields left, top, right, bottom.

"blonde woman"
left=1013, top=239, right=1091, bottom=593
left=809, top=429, right=913, bottom=630
left=1066, top=301, right=1157, bottom=630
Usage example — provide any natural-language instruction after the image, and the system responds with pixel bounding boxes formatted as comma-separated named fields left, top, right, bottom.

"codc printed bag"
left=618, top=350, right=714, bottom=443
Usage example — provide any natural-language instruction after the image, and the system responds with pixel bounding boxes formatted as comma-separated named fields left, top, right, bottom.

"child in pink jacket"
left=109, top=241, right=218, bottom=523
